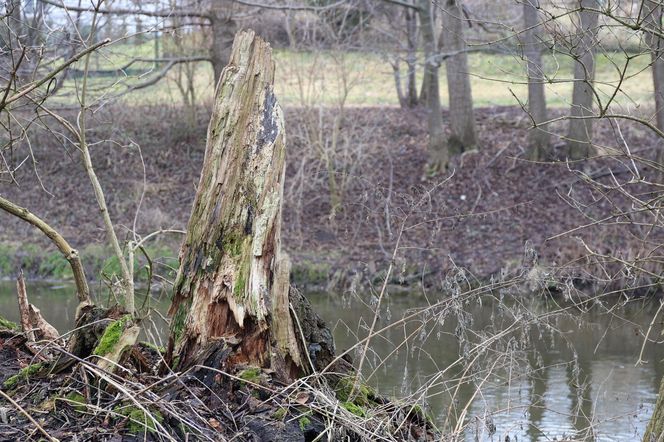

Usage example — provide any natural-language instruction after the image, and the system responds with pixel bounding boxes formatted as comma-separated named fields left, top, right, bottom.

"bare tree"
left=566, top=0, right=599, bottom=159
left=441, top=0, right=477, bottom=152
left=404, top=4, right=418, bottom=107
left=643, top=0, right=664, bottom=165
left=418, top=0, right=447, bottom=171
left=1, top=0, right=22, bottom=50
left=389, top=2, right=419, bottom=108
left=522, top=0, right=549, bottom=159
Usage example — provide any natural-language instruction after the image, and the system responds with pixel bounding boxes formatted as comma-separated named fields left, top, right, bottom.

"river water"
left=0, top=281, right=662, bottom=441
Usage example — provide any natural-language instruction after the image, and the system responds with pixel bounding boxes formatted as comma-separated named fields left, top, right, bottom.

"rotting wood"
left=15, top=272, right=60, bottom=343
left=16, top=270, right=35, bottom=342
left=167, top=30, right=306, bottom=378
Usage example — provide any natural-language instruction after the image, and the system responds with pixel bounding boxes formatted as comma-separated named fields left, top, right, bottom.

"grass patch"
left=291, top=262, right=330, bottom=287
left=38, top=251, right=72, bottom=280
left=46, top=45, right=656, bottom=109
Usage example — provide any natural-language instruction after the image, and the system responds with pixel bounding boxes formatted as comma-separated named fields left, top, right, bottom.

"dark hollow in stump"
left=167, top=30, right=335, bottom=381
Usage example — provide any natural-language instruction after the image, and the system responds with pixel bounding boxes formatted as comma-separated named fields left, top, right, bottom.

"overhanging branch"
left=0, top=195, right=90, bottom=304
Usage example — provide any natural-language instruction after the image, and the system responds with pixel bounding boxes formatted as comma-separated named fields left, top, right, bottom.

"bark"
left=168, top=30, right=308, bottom=379
left=566, top=0, right=599, bottom=160
left=418, top=0, right=447, bottom=171
left=644, top=0, right=664, bottom=165
left=441, top=0, right=477, bottom=152
left=419, top=66, right=430, bottom=104
left=16, top=271, right=35, bottom=342
left=210, top=8, right=237, bottom=83
left=523, top=0, right=549, bottom=159
left=645, top=372, right=664, bottom=441
left=27, top=304, right=60, bottom=342
left=392, top=61, right=407, bottom=108
left=405, top=6, right=418, bottom=107
left=17, top=271, right=60, bottom=343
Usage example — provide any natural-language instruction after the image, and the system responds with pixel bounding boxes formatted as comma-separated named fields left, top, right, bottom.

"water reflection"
left=0, top=282, right=661, bottom=440
left=307, top=291, right=663, bottom=441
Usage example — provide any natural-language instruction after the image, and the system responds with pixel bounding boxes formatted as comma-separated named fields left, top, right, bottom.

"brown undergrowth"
left=0, top=312, right=437, bottom=441
left=0, top=104, right=662, bottom=296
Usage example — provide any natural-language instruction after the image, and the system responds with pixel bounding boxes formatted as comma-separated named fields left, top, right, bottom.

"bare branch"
left=0, top=195, right=90, bottom=304
left=1, top=38, right=111, bottom=110
left=230, top=0, right=348, bottom=11
left=39, top=0, right=212, bottom=21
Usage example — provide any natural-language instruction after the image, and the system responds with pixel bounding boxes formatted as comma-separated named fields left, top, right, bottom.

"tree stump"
left=168, top=30, right=321, bottom=380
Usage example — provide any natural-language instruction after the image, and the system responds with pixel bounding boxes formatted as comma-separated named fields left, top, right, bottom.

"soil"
left=0, top=104, right=660, bottom=294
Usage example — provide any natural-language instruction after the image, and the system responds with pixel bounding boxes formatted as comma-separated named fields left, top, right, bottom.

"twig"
left=0, top=389, right=59, bottom=442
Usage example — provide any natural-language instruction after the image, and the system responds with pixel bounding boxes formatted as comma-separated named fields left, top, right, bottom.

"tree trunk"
left=167, top=30, right=307, bottom=379
left=209, top=8, right=237, bottom=84
left=419, top=66, right=430, bottom=104
left=645, top=373, right=664, bottom=441
left=441, top=0, right=477, bottom=152
left=523, top=0, right=549, bottom=159
left=405, top=6, right=418, bottom=107
left=644, top=0, right=664, bottom=165
left=418, top=0, right=447, bottom=171
left=566, top=0, right=599, bottom=160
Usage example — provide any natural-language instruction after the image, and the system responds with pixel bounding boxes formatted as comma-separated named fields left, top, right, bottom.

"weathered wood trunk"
left=168, top=31, right=306, bottom=379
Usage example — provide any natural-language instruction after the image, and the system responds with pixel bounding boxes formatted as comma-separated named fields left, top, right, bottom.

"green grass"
left=49, top=40, right=657, bottom=110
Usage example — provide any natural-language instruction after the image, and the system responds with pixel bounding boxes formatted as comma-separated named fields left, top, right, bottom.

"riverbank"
left=0, top=310, right=437, bottom=441
left=0, top=105, right=661, bottom=295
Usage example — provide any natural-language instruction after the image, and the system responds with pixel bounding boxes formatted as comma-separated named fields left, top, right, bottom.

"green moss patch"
left=3, top=362, right=44, bottom=389
left=238, top=367, right=262, bottom=384
left=341, top=401, right=366, bottom=417
left=93, top=315, right=132, bottom=357
left=271, top=407, right=287, bottom=421
left=298, top=415, right=311, bottom=430
left=334, top=376, right=376, bottom=407
left=62, top=392, right=87, bottom=412
left=141, top=341, right=165, bottom=354
left=0, top=316, right=18, bottom=331
left=115, top=405, right=163, bottom=434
